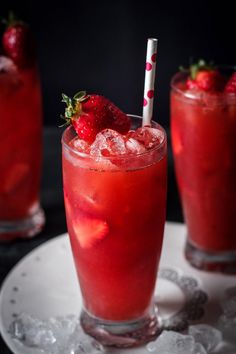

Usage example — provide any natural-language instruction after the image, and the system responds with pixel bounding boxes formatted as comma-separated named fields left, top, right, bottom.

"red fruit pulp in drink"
left=171, top=73, right=236, bottom=252
left=62, top=121, right=167, bottom=321
left=0, top=58, right=42, bottom=231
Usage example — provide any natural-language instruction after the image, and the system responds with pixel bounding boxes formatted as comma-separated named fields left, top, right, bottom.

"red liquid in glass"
left=62, top=123, right=167, bottom=321
left=171, top=76, right=236, bottom=253
left=0, top=59, right=42, bottom=237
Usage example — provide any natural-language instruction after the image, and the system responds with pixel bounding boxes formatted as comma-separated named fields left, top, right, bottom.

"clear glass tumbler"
left=62, top=115, right=167, bottom=347
left=0, top=57, right=45, bottom=241
left=171, top=70, right=236, bottom=273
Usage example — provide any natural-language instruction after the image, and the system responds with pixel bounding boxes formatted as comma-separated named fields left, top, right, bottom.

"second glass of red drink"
left=0, top=14, right=45, bottom=241
left=171, top=61, right=236, bottom=272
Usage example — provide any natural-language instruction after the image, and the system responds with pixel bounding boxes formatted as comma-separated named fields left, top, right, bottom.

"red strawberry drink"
left=0, top=14, right=44, bottom=240
left=171, top=61, right=236, bottom=272
left=62, top=92, right=167, bottom=346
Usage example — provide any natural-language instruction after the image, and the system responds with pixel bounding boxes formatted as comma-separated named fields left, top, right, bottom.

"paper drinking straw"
left=142, top=38, right=158, bottom=126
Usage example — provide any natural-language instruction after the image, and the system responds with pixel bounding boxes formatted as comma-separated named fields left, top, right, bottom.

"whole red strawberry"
left=195, top=70, right=225, bottom=92
left=61, top=91, right=130, bottom=143
left=2, top=13, right=36, bottom=68
left=224, top=72, right=236, bottom=93
left=185, top=60, right=226, bottom=92
left=186, top=78, right=198, bottom=90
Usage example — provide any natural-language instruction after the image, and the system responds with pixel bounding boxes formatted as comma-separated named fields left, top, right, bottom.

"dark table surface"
left=0, top=127, right=183, bottom=353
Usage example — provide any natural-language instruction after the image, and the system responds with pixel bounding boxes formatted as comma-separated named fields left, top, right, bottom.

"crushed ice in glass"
left=9, top=313, right=103, bottom=354
left=71, top=137, right=90, bottom=154
left=129, top=126, right=163, bottom=149
left=90, top=129, right=127, bottom=156
left=70, top=126, right=163, bottom=157
left=125, top=137, right=146, bottom=154
left=189, top=324, right=222, bottom=351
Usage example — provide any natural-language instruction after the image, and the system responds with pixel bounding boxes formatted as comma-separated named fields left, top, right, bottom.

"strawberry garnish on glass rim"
left=182, top=59, right=226, bottom=92
left=2, top=11, right=36, bottom=68
left=61, top=91, right=131, bottom=143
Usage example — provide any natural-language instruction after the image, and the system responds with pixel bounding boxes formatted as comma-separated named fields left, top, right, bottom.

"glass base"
left=0, top=207, right=45, bottom=242
left=185, top=240, right=236, bottom=274
left=80, top=308, right=161, bottom=348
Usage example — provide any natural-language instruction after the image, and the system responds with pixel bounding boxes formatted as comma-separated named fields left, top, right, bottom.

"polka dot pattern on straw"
left=142, top=38, right=158, bottom=126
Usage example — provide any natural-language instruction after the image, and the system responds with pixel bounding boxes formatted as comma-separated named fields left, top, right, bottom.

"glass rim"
left=61, top=114, right=167, bottom=161
left=170, top=65, right=236, bottom=100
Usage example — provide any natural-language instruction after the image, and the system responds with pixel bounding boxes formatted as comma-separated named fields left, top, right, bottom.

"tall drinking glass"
left=171, top=70, right=236, bottom=272
left=0, top=57, right=45, bottom=241
left=62, top=115, right=167, bottom=347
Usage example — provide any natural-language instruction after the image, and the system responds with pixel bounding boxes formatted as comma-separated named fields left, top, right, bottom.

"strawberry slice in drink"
left=72, top=215, right=109, bottom=248
left=64, top=192, right=109, bottom=248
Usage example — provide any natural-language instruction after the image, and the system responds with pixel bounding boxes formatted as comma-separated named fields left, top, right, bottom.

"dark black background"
left=0, top=2, right=236, bottom=352
left=1, top=0, right=236, bottom=128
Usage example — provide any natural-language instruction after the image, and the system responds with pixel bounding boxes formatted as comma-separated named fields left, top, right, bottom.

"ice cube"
left=0, top=56, right=17, bottom=73
left=125, top=137, right=146, bottom=154
left=90, top=129, right=127, bottom=156
left=147, top=330, right=195, bottom=354
left=68, top=322, right=103, bottom=353
left=0, top=56, right=20, bottom=93
left=218, top=313, right=236, bottom=341
left=221, top=296, right=236, bottom=317
left=9, top=313, right=103, bottom=353
left=189, top=324, right=222, bottom=352
left=9, top=313, right=56, bottom=349
left=146, top=341, right=157, bottom=352
left=218, top=294, right=236, bottom=342
left=70, top=137, right=90, bottom=154
left=132, top=126, right=164, bottom=150
left=192, top=342, right=207, bottom=354
left=47, top=315, right=79, bottom=352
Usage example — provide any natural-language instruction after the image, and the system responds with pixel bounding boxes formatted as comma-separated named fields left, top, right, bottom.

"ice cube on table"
left=218, top=313, right=236, bottom=341
left=146, top=341, right=158, bottom=352
left=189, top=324, right=222, bottom=352
left=192, top=342, right=207, bottom=354
left=221, top=296, right=236, bottom=317
left=9, top=313, right=56, bottom=349
left=67, top=322, right=104, bottom=353
left=9, top=313, right=103, bottom=354
left=90, top=129, right=127, bottom=157
left=146, top=330, right=195, bottom=354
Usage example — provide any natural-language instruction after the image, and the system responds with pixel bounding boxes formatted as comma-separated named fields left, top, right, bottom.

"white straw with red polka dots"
left=142, top=38, right=158, bottom=126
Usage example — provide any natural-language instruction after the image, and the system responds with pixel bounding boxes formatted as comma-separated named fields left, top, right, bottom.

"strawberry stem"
left=61, top=91, right=89, bottom=125
left=2, top=11, right=24, bottom=27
